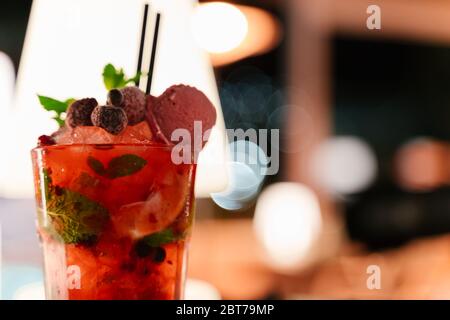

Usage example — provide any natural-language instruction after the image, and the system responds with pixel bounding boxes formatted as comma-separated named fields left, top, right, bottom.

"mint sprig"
left=38, top=63, right=141, bottom=127
left=102, top=64, right=142, bottom=90
left=38, top=95, right=75, bottom=127
left=41, top=169, right=109, bottom=244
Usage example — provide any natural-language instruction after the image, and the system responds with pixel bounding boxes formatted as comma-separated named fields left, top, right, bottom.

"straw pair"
left=136, top=3, right=161, bottom=95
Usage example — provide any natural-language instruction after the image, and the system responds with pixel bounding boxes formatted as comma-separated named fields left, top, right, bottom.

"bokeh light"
left=185, top=278, right=221, bottom=300
left=253, top=183, right=322, bottom=273
left=13, top=282, right=45, bottom=300
left=0, top=52, right=16, bottom=198
left=211, top=140, right=268, bottom=211
left=395, top=138, right=449, bottom=192
left=0, top=52, right=14, bottom=112
left=311, top=136, right=377, bottom=195
left=192, top=2, right=248, bottom=54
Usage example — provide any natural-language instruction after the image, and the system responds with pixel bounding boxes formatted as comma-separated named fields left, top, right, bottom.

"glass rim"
left=31, top=142, right=175, bottom=153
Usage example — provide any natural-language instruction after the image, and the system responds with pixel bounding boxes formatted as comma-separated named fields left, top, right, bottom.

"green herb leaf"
left=103, top=64, right=125, bottom=90
left=142, top=229, right=178, bottom=247
left=38, top=95, right=74, bottom=128
left=106, top=154, right=147, bottom=179
left=53, top=116, right=65, bottom=127
left=38, top=95, right=68, bottom=113
left=87, top=156, right=107, bottom=176
left=87, top=154, right=147, bottom=179
left=65, top=98, right=76, bottom=105
left=42, top=169, right=109, bottom=244
left=102, top=63, right=142, bottom=90
left=125, top=71, right=142, bottom=85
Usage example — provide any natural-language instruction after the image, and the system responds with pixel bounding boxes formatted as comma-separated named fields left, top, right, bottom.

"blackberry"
left=91, top=105, right=128, bottom=135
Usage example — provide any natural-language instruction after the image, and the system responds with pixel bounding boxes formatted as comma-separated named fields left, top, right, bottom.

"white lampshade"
left=0, top=52, right=15, bottom=197
left=4, top=0, right=227, bottom=198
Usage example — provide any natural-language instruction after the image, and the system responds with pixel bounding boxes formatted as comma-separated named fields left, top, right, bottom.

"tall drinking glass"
left=31, top=144, right=195, bottom=300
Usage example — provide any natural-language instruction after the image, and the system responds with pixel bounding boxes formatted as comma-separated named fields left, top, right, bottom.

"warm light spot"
left=311, top=136, right=377, bottom=195
left=208, top=5, right=282, bottom=66
left=253, top=183, right=322, bottom=273
left=185, top=278, right=221, bottom=300
left=395, top=138, right=450, bottom=192
left=192, top=2, right=248, bottom=54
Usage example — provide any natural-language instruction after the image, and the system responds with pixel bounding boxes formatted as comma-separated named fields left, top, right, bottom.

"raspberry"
left=37, top=135, right=56, bottom=147
left=91, top=105, right=128, bottom=135
left=119, top=86, right=146, bottom=125
left=65, top=98, right=98, bottom=128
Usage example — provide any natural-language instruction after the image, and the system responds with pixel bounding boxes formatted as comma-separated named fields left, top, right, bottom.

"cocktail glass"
left=31, top=143, right=195, bottom=300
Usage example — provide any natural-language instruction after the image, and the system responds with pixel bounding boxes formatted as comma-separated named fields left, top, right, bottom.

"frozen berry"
left=65, top=98, right=98, bottom=128
left=133, top=242, right=166, bottom=263
left=91, top=105, right=128, bottom=135
left=107, top=89, right=123, bottom=107
left=134, top=241, right=151, bottom=258
left=37, top=135, right=56, bottom=147
left=150, top=247, right=166, bottom=263
left=119, top=86, right=146, bottom=125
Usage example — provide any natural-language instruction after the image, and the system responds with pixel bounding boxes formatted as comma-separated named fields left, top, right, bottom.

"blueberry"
left=134, top=241, right=166, bottom=263
left=151, top=247, right=166, bottom=263
left=135, top=240, right=151, bottom=258
left=107, top=89, right=124, bottom=107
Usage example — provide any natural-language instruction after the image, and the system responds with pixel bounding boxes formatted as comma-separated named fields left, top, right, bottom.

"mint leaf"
left=38, top=95, right=74, bottom=127
left=65, top=98, right=76, bottom=105
left=102, top=63, right=142, bottom=90
left=142, top=229, right=178, bottom=247
left=125, top=71, right=142, bottom=85
left=38, top=95, right=68, bottom=113
left=106, top=154, right=147, bottom=179
left=53, top=116, right=65, bottom=127
left=87, top=156, right=107, bottom=176
left=42, top=169, right=109, bottom=244
left=87, top=154, right=147, bottom=179
left=103, top=64, right=126, bottom=90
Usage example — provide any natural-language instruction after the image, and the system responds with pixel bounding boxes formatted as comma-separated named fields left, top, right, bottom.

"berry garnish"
left=134, top=241, right=166, bottom=263
left=91, top=105, right=128, bottom=135
left=135, top=240, right=151, bottom=258
left=37, top=135, right=56, bottom=147
left=120, top=86, right=146, bottom=125
left=65, top=98, right=98, bottom=128
left=107, top=89, right=124, bottom=107
left=151, top=247, right=166, bottom=263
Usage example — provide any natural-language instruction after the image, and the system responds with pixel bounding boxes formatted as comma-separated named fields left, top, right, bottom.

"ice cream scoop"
left=146, top=85, right=217, bottom=148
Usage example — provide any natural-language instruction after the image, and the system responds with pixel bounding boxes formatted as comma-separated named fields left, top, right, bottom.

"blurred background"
left=3, top=0, right=450, bottom=299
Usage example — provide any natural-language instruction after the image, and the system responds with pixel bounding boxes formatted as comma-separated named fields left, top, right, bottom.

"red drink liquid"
left=32, top=144, right=195, bottom=300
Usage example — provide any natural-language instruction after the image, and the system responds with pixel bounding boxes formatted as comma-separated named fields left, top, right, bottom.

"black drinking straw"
left=136, top=4, right=149, bottom=88
left=146, top=13, right=161, bottom=95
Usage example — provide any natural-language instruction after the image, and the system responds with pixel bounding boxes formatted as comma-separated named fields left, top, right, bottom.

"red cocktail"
left=32, top=59, right=216, bottom=300
left=32, top=143, right=195, bottom=299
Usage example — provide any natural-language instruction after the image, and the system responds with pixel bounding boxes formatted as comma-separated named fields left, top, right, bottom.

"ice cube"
left=52, top=122, right=153, bottom=145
